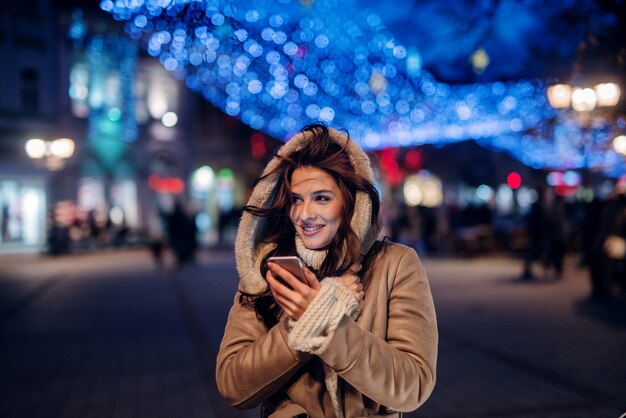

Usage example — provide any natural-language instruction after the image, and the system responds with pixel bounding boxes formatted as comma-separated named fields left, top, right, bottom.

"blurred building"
left=0, top=1, right=59, bottom=251
left=2, top=0, right=622, bottom=256
left=0, top=1, right=274, bottom=253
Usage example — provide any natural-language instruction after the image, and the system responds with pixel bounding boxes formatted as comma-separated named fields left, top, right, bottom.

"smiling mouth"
left=301, top=224, right=324, bottom=233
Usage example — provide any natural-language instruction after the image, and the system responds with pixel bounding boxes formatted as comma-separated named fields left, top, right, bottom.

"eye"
left=315, top=194, right=331, bottom=202
left=291, top=195, right=303, bottom=205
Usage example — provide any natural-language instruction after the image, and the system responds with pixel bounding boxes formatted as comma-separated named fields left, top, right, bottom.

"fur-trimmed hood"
left=234, top=128, right=380, bottom=294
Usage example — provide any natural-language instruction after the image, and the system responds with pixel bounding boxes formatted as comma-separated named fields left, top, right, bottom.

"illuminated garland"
left=87, top=35, right=138, bottom=143
left=101, top=0, right=625, bottom=175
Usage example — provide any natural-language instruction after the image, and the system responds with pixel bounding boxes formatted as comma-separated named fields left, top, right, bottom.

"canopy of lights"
left=101, top=0, right=626, bottom=176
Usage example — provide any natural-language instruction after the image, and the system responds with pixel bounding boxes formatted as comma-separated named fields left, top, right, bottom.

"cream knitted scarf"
left=295, top=235, right=327, bottom=270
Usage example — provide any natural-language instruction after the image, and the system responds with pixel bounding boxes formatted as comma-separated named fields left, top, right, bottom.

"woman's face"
left=289, top=166, right=344, bottom=250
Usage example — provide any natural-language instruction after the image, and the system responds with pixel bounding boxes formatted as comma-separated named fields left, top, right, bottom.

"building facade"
left=0, top=1, right=271, bottom=253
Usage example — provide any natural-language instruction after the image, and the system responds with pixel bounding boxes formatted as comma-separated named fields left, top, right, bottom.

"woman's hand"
left=266, top=262, right=320, bottom=320
left=335, top=263, right=365, bottom=302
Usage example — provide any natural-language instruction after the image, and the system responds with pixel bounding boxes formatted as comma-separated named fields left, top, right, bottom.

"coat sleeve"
left=215, top=292, right=312, bottom=408
left=318, top=246, right=438, bottom=412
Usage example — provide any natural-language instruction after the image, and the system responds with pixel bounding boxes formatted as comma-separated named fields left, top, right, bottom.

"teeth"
left=303, top=225, right=323, bottom=231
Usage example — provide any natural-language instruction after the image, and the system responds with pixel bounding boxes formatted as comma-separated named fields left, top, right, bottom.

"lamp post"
left=546, top=82, right=622, bottom=170
left=25, top=136, right=76, bottom=212
left=25, top=137, right=75, bottom=171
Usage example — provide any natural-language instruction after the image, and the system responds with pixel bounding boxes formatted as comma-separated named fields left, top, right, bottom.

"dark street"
left=1, top=1, right=626, bottom=416
left=1, top=248, right=624, bottom=418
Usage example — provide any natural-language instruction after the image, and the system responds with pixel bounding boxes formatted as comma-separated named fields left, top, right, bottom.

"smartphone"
left=267, top=256, right=307, bottom=283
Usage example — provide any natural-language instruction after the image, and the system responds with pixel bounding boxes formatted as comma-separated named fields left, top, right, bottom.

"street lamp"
left=547, top=81, right=622, bottom=170
left=547, top=82, right=621, bottom=111
left=614, top=135, right=626, bottom=157
left=25, top=137, right=75, bottom=171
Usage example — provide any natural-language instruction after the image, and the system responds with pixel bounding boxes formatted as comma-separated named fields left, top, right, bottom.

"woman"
left=216, top=124, right=438, bottom=417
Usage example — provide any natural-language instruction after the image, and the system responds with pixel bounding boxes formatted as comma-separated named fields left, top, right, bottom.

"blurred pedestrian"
left=216, top=124, right=438, bottom=417
left=148, top=231, right=165, bottom=269
left=86, top=209, right=101, bottom=248
left=165, top=202, right=197, bottom=269
left=521, top=187, right=548, bottom=279
left=588, top=180, right=626, bottom=299
left=581, top=197, right=604, bottom=268
left=47, top=206, right=70, bottom=255
left=1, top=202, right=9, bottom=242
left=542, top=195, right=569, bottom=279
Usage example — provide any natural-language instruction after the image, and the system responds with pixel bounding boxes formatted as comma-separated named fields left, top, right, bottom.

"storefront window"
left=0, top=179, right=46, bottom=247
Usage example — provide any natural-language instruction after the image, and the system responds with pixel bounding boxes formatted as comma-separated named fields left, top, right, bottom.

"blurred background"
left=0, top=0, right=625, bottom=417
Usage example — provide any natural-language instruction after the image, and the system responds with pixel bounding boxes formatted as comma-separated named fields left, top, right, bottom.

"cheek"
left=289, top=207, right=298, bottom=223
left=327, top=207, right=343, bottom=229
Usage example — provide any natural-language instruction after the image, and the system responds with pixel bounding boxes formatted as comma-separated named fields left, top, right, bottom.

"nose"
left=299, top=200, right=315, bottom=222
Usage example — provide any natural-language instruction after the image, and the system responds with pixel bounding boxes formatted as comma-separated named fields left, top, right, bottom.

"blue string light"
left=101, top=0, right=625, bottom=176
left=87, top=35, right=138, bottom=144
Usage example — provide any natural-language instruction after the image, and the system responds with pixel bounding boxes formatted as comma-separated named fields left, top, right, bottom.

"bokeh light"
left=506, top=172, right=522, bottom=189
left=161, top=111, right=178, bottom=127
left=25, top=139, right=47, bottom=159
left=100, top=0, right=626, bottom=176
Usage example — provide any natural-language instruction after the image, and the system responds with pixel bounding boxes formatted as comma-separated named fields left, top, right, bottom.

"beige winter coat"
left=216, top=128, right=438, bottom=417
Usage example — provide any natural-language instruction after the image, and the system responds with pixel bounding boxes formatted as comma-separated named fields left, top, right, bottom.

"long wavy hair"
left=240, top=124, right=381, bottom=329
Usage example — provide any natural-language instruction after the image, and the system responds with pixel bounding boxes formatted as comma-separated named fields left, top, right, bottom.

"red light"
left=250, top=133, right=265, bottom=145
left=554, top=184, right=577, bottom=197
left=250, top=133, right=267, bottom=159
left=379, top=148, right=403, bottom=186
left=148, top=174, right=185, bottom=194
left=507, top=172, right=522, bottom=189
left=404, top=149, right=422, bottom=169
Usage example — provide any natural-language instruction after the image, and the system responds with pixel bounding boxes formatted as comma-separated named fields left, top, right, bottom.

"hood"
left=235, top=128, right=380, bottom=294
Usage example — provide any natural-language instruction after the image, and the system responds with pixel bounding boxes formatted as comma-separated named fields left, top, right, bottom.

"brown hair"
left=241, top=123, right=381, bottom=328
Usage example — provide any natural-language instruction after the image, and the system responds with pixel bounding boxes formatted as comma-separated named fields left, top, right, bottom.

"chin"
left=300, top=235, right=331, bottom=250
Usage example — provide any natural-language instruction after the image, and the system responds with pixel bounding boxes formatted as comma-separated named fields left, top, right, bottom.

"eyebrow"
left=291, top=189, right=335, bottom=197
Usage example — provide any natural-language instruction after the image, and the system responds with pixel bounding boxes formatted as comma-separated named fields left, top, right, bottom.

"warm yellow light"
left=369, top=74, right=387, bottom=94
left=470, top=47, right=490, bottom=74
left=571, top=87, right=597, bottom=112
left=594, top=83, right=621, bottom=107
left=613, top=135, right=626, bottom=156
left=49, top=138, right=75, bottom=159
left=402, top=172, right=443, bottom=208
left=25, top=139, right=47, bottom=159
left=147, top=85, right=169, bottom=119
left=403, top=177, right=423, bottom=207
left=547, top=84, right=572, bottom=109
left=421, top=179, right=443, bottom=207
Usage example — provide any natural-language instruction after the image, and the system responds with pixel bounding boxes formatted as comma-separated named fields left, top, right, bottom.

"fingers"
left=266, top=266, right=319, bottom=320
left=345, top=282, right=362, bottom=293
left=337, top=273, right=360, bottom=288
left=273, top=290, right=300, bottom=316
left=333, top=263, right=366, bottom=300
left=303, top=266, right=321, bottom=291
left=268, top=262, right=310, bottom=294
left=267, top=271, right=303, bottom=316
left=349, top=262, right=362, bottom=274
left=267, top=261, right=364, bottom=320
left=266, top=270, right=295, bottom=300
